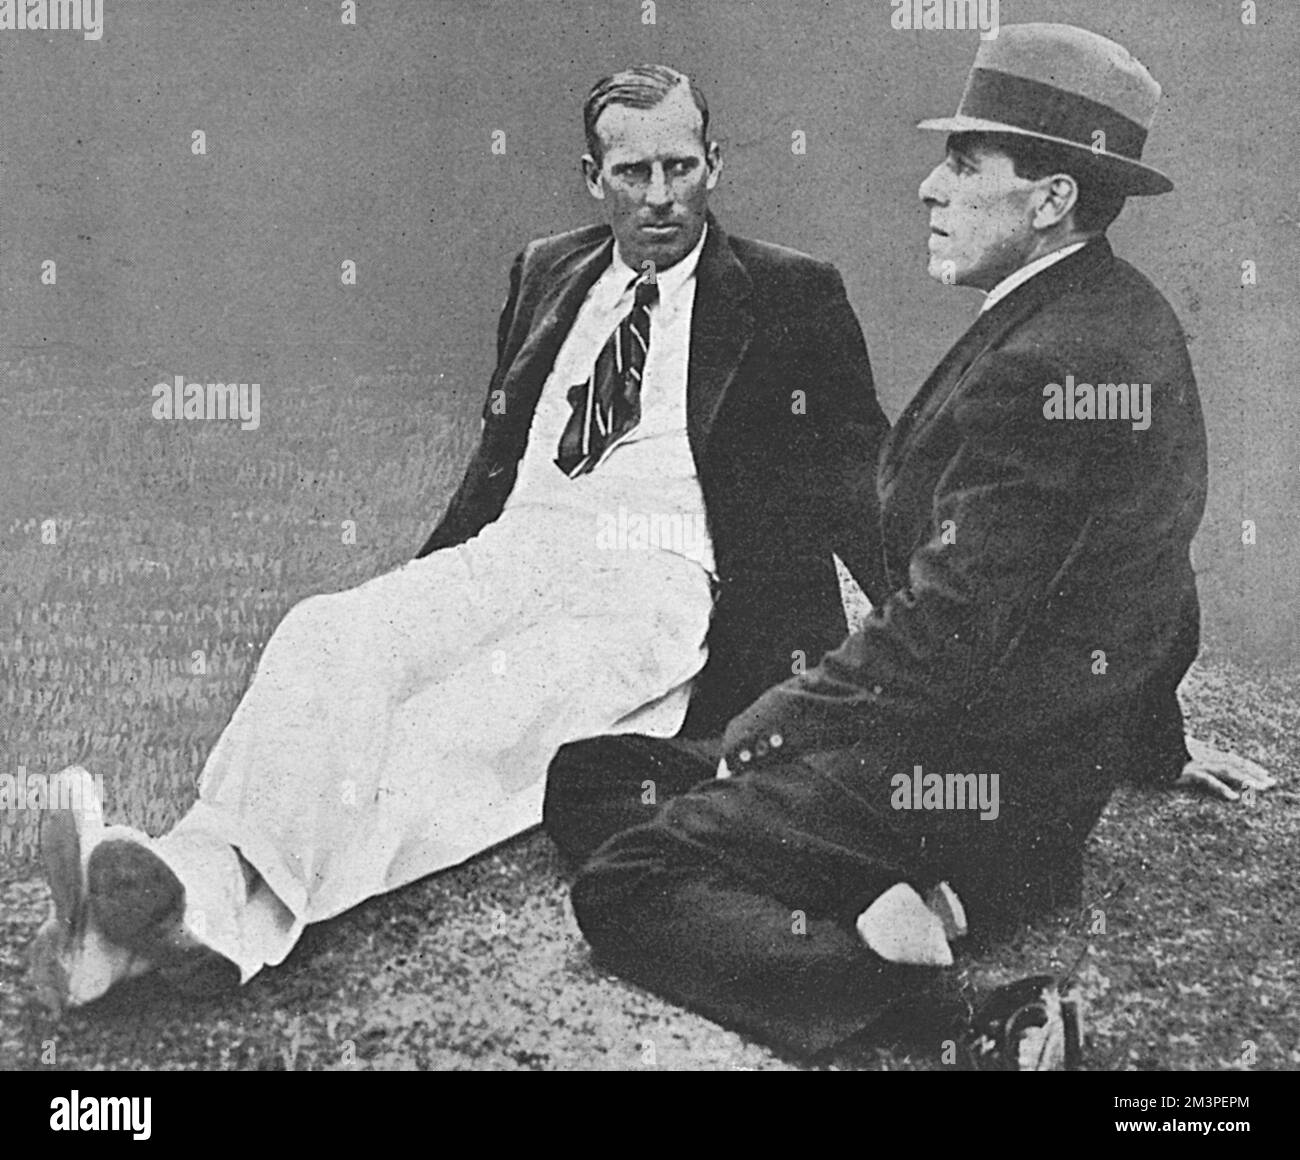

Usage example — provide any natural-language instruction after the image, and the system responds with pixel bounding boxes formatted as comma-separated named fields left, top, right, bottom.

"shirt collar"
left=610, top=222, right=708, bottom=305
left=979, top=241, right=1087, bottom=315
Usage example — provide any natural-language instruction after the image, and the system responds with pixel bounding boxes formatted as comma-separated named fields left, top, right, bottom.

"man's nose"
left=918, top=163, right=946, bottom=206
left=645, top=165, right=672, bottom=206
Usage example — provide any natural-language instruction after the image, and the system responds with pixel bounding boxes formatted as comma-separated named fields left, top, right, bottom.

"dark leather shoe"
left=962, top=974, right=1083, bottom=1071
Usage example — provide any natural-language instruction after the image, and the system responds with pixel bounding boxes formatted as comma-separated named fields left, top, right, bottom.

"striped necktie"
left=555, top=274, right=659, bottom=478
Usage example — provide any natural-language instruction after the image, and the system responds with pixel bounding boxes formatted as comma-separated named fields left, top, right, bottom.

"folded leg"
left=569, top=752, right=936, bottom=1055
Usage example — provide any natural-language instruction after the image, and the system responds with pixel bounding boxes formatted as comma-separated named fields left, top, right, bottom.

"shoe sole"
left=33, top=772, right=143, bottom=1013
left=40, top=767, right=105, bottom=931
left=40, top=809, right=87, bottom=934
left=30, top=802, right=82, bottom=1014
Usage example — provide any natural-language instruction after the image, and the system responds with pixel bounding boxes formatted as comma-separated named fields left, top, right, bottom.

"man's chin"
left=622, top=229, right=699, bottom=274
left=926, top=258, right=959, bottom=286
left=638, top=243, right=689, bottom=273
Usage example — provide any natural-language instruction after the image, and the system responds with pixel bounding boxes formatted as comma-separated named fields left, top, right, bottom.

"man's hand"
left=1175, top=735, right=1277, bottom=802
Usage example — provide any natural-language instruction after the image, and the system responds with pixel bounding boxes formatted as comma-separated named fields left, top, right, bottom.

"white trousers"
left=162, top=506, right=714, bottom=980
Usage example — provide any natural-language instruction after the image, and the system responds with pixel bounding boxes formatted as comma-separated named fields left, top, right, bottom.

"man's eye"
left=668, top=160, right=695, bottom=176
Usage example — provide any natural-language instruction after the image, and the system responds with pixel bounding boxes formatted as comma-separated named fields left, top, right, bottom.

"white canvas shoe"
left=27, top=767, right=151, bottom=1016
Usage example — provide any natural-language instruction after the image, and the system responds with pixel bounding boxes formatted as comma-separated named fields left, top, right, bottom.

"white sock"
left=856, top=882, right=955, bottom=967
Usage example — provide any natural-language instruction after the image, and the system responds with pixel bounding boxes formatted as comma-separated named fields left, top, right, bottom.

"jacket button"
left=738, top=749, right=753, bottom=763
left=754, top=739, right=769, bottom=757
left=872, top=685, right=883, bottom=696
left=770, top=733, right=783, bottom=749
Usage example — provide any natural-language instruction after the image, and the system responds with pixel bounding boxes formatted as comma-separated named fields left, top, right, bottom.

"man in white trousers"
left=28, top=64, right=892, bottom=1013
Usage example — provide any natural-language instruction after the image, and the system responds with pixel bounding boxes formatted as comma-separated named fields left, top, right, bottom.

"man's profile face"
left=919, top=137, right=1041, bottom=290
left=583, top=86, right=721, bottom=274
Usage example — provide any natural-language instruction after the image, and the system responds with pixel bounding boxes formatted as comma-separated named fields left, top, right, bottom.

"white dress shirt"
left=501, top=225, right=715, bottom=575
left=979, top=241, right=1086, bottom=314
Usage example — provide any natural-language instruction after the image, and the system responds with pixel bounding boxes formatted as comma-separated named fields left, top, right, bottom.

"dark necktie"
left=555, top=275, right=659, bottom=478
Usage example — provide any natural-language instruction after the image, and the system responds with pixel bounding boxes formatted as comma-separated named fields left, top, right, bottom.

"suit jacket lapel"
left=880, top=238, right=1115, bottom=488
left=687, top=217, right=754, bottom=464
left=879, top=310, right=999, bottom=485
left=500, top=234, right=614, bottom=434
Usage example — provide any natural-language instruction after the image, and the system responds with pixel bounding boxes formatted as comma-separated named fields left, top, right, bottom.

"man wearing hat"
left=556, top=24, right=1272, bottom=1063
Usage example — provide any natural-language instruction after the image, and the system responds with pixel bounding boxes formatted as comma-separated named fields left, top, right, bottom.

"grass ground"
left=1, top=353, right=1296, bottom=1070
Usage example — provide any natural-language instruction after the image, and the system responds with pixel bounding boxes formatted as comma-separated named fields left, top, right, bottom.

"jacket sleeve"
left=415, top=248, right=528, bottom=558
left=722, top=348, right=1092, bottom=769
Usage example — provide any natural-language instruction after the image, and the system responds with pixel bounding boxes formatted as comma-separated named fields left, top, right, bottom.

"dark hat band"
left=960, top=67, right=1149, bottom=161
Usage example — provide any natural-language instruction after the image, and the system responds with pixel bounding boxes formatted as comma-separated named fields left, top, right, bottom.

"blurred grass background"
left=0, top=351, right=473, bottom=857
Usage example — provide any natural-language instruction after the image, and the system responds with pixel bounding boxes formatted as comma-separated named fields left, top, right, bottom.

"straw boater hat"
left=918, top=22, right=1174, bottom=196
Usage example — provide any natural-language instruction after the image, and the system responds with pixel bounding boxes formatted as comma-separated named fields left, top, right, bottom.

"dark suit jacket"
left=417, top=214, right=889, bottom=735
left=723, top=238, right=1207, bottom=783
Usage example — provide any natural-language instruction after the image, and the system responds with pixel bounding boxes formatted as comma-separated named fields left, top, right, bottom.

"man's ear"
left=705, top=141, right=723, bottom=191
left=1032, top=173, right=1079, bottom=230
left=582, top=154, right=605, bottom=201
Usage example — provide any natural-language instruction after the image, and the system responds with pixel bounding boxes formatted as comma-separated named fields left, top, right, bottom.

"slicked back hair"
left=584, top=65, right=710, bottom=164
left=951, top=131, right=1129, bottom=235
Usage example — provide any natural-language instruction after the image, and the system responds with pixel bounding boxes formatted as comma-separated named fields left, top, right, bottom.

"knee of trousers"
left=567, top=785, right=735, bottom=946
left=277, top=590, right=351, bottom=637
left=541, top=768, right=593, bottom=864
left=568, top=823, right=689, bottom=951
left=260, top=590, right=370, bottom=673
left=542, top=740, right=628, bottom=862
